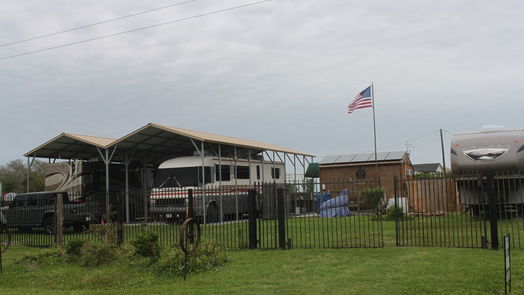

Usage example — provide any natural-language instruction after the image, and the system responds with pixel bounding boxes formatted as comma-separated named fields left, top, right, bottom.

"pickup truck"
left=0, top=191, right=102, bottom=234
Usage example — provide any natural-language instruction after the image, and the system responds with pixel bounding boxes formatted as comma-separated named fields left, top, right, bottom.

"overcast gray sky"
left=1, top=0, right=523, bottom=166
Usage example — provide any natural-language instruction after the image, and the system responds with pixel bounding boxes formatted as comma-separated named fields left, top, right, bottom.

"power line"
left=0, top=0, right=271, bottom=61
left=0, top=0, right=197, bottom=47
left=378, top=129, right=439, bottom=150
left=334, top=129, right=441, bottom=158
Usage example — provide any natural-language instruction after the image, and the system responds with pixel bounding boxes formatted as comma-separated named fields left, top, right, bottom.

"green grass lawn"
left=2, top=214, right=523, bottom=294
left=0, top=245, right=522, bottom=295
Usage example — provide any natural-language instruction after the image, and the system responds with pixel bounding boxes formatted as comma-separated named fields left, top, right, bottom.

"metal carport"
left=24, top=123, right=314, bottom=223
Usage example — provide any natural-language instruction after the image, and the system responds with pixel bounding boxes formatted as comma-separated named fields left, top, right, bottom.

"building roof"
left=413, top=163, right=442, bottom=173
left=319, top=151, right=408, bottom=165
left=109, top=123, right=313, bottom=158
left=24, top=133, right=117, bottom=159
left=24, top=123, right=313, bottom=161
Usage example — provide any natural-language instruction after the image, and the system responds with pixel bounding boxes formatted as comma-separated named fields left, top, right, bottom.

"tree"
left=0, top=159, right=47, bottom=193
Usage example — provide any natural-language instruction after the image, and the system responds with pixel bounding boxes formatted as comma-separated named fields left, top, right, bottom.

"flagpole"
left=371, top=82, right=378, bottom=169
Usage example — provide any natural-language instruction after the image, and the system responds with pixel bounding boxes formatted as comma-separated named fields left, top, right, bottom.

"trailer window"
left=256, top=166, right=260, bottom=180
left=463, top=147, right=509, bottom=161
left=153, top=167, right=211, bottom=188
left=215, top=165, right=231, bottom=181
left=271, top=168, right=280, bottom=179
left=236, top=166, right=250, bottom=179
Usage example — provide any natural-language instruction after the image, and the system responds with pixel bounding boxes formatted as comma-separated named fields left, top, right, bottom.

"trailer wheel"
left=42, top=215, right=55, bottom=235
left=206, top=203, right=219, bottom=224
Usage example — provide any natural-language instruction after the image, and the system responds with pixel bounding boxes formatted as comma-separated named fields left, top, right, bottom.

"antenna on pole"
left=404, top=141, right=412, bottom=154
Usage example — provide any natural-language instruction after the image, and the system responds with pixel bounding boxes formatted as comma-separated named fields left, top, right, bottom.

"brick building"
left=318, top=151, right=413, bottom=200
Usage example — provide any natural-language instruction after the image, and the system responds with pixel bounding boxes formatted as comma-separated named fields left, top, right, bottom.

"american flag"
left=348, top=86, right=373, bottom=114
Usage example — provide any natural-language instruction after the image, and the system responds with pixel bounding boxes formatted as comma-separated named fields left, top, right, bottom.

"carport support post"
left=143, top=156, right=148, bottom=222
left=234, top=147, right=239, bottom=221
left=97, top=147, right=117, bottom=220
left=201, top=141, right=206, bottom=224
left=105, top=150, right=110, bottom=219
left=123, top=153, right=132, bottom=223
left=26, top=155, right=35, bottom=193
left=218, top=145, right=224, bottom=223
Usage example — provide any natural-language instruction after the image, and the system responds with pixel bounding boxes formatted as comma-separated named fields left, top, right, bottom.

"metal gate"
left=247, top=180, right=384, bottom=249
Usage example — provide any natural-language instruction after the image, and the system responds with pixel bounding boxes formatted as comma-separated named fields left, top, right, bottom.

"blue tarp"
left=315, top=192, right=331, bottom=212
left=319, top=189, right=350, bottom=217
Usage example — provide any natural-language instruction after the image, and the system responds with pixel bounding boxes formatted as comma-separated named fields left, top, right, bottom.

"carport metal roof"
left=24, top=133, right=116, bottom=160
left=24, top=123, right=313, bottom=161
left=109, top=123, right=313, bottom=159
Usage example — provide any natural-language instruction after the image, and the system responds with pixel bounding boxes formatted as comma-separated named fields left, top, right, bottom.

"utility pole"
left=440, top=129, right=447, bottom=174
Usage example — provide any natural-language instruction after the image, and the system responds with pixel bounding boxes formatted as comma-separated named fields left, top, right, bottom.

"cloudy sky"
left=1, top=0, right=523, bottom=167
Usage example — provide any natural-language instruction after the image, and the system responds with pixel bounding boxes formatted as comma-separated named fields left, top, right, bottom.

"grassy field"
left=0, top=245, right=522, bottom=295
left=2, top=214, right=523, bottom=294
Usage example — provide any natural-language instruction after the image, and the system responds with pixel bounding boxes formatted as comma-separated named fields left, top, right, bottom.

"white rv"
left=451, top=129, right=524, bottom=210
left=149, top=156, right=285, bottom=222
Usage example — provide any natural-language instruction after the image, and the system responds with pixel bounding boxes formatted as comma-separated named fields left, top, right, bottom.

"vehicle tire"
left=206, top=203, right=219, bottom=224
left=73, top=223, right=88, bottom=233
left=0, top=226, right=11, bottom=254
left=42, top=215, right=55, bottom=235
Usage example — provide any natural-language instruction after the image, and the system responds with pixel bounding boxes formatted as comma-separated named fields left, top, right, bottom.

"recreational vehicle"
left=450, top=129, right=524, bottom=213
left=149, top=156, right=286, bottom=222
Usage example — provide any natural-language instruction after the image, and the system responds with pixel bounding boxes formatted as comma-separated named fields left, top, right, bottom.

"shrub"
left=384, top=205, right=403, bottom=221
left=130, top=230, right=160, bottom=260
left=361, top=187, right=385, bottom=210
left=16, top=248, right=65, bottom=265
left=65, top=239, right=86, bottom=258
left=89, top=224, right=118, bottom=245
left=80, top=241, right=119, bottom=267
left=155, top=240, right=228, bottom=276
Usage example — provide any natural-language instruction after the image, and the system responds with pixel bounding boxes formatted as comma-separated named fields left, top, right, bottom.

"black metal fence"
left=394, top=171, right=524, bottom=249
left=2, top=172, right=522, bottom=251
left=0, top=191, right=103, bottom=247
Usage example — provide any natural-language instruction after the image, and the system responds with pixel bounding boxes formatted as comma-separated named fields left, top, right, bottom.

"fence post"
left=55, top=193, right=63, bottom=247
left=394, top=177, right=400, bottom=247
left=187, top=189, right=194, bottom=219
left=277, top=188, right=286, bottom=250
left=486, top=175, right=499, bottom=250
left=248, top=189, right=258, bottom=249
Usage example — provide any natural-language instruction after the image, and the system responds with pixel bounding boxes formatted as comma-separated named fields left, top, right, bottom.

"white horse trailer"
left=451, top=129, right=524, bottom=213
left=149, top=156, right=285, bottom=222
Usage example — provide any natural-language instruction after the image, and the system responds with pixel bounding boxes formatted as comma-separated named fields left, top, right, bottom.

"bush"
left=80, top=241, right=119, bottom=267
left=89, top=224, right=118, bottom=245
left=65, top=239, right=86, bottom=257
left=16, top=248, right=65, bottom=265
left=130, top=230, right=160, bottom=260
left=155, top=240, right=228, bottom=276
left=384, top=205, right=403, bottom=221
left=361, top=187, right=385, bottom=210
